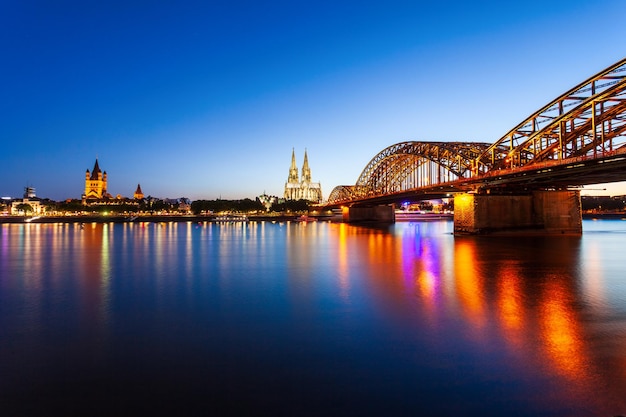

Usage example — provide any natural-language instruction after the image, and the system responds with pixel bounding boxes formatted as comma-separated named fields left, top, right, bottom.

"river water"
left=1, top=220, right=625, bottom=416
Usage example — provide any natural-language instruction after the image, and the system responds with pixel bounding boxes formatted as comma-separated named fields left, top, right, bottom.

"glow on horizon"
left=2, top=1, right=626, bottom=201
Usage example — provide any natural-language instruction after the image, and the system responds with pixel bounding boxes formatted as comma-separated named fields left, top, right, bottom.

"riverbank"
left=582, top=212, right=626, bottom=220
left=0, top=214, right=334, bottom=224
left=2, top=212, right=623, bottom=224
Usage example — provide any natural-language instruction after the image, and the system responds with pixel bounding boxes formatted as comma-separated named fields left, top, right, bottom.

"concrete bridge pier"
left=342, top=205, right=396, bottom=223
left=453, top=190, right=582, bottom=235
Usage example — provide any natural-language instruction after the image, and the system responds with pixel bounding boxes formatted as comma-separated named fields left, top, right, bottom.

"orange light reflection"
left=539, top=278, right=588, bottom=380
left=454, top=240, right=486, bottom=331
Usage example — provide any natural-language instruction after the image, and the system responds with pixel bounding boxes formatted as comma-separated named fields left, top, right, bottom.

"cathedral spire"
left=287, top=148, right=299, bottom=183
left=301, top=148, right=311, bottom=183
left=90, top=158, right=102, bottom=180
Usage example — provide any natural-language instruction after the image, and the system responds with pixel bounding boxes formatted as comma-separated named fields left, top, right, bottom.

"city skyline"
left=2, top=1, right=626, bottom=201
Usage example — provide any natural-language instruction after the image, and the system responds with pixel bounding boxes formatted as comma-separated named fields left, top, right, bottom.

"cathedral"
left=83, top=158, right=110, bottom=201
left=284, top=149, right=323, bottom=203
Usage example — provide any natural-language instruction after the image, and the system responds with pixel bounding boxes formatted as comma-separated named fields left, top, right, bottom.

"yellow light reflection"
left=416, top=270, right=436, bottom=302
left=580, top=241, right=606, bottom=308
left=454, top=240, right=486, bottom=330
left=539, top=278, right=588, bottom=380
left=497, top=267, right=523, bottom=332
left=336, top=223, right=350, bottom=298
left=495, top=265, right=526, bottom=350
left=99, top=223, right=111, bottom=324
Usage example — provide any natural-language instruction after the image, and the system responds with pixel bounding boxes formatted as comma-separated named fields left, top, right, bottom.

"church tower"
left=134, top=184, right=144, bottom=200
left=288, top=148, right=299, bottom=183
left=284, top=148, right=301, bottom=200
left=83, top=158, right=108, bottom=200
left=301, top=149, right=311, bottom=183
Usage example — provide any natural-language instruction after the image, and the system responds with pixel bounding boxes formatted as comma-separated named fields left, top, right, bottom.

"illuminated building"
left=134, top=184, right=144, bottom=200
left=83, top=158, right=110, bottom=201
left=258, top=193, right=282, bottom=210
left=284, top=149, right=323, bottom=203
left=10, top=197, right=42, bottom=215
left=5, top=186, right=42, bottom=216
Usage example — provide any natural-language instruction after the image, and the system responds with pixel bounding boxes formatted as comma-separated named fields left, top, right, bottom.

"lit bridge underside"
left=327, top=58, right=626, bottom=208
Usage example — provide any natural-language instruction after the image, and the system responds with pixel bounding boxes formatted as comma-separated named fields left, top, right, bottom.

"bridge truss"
left=475, top=58, right=626, bottom=172
left=327, top=142, right=492, bottom=203
left=328, top=58, right=626, bottom=206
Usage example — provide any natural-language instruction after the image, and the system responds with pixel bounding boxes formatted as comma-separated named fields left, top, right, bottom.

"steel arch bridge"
left=328, top=57, right=626, bottom=206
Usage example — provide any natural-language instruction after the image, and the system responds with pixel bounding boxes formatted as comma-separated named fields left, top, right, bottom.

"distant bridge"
left=327, top=58, right=626, bottom=208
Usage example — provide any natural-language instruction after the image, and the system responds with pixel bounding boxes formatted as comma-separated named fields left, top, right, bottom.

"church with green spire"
left=284, top=149, right=323, bottom=203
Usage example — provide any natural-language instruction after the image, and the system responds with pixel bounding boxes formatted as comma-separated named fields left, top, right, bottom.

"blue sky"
left=2, top=0, right=626, bottom=201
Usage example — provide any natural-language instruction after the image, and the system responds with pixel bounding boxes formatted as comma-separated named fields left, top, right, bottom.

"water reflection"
left=454, top=239, right=487, bottom=332
left=310, top=222, right=625, bottom=414
left=79, top=223, right=111, bottom=327
left=1, top=221, right=626, bottom=415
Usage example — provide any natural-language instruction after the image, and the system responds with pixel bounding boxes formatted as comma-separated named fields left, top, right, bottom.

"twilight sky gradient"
left=2, top=0, right=626, bottom=201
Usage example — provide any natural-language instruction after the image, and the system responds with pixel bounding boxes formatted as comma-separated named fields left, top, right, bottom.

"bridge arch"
left=327, top=57, right=626, bottom=207
left=328, top=141, right=491, bottom=204
left=327, top=185, right=358, bottom=204
left=475, top=58, right=626, bottom=172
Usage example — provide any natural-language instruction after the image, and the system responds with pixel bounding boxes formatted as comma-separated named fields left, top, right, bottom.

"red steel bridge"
left=327, top=58, right=626, bottom=207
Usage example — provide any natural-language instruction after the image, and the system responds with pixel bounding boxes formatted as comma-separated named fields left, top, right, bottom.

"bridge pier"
left=342, top=205, right=396, bottom=223
left=453, top=190, right=582, bottom=235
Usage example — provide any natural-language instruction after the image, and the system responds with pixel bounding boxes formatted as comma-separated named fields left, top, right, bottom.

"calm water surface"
left=1, top=220, right=626, bottom=416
